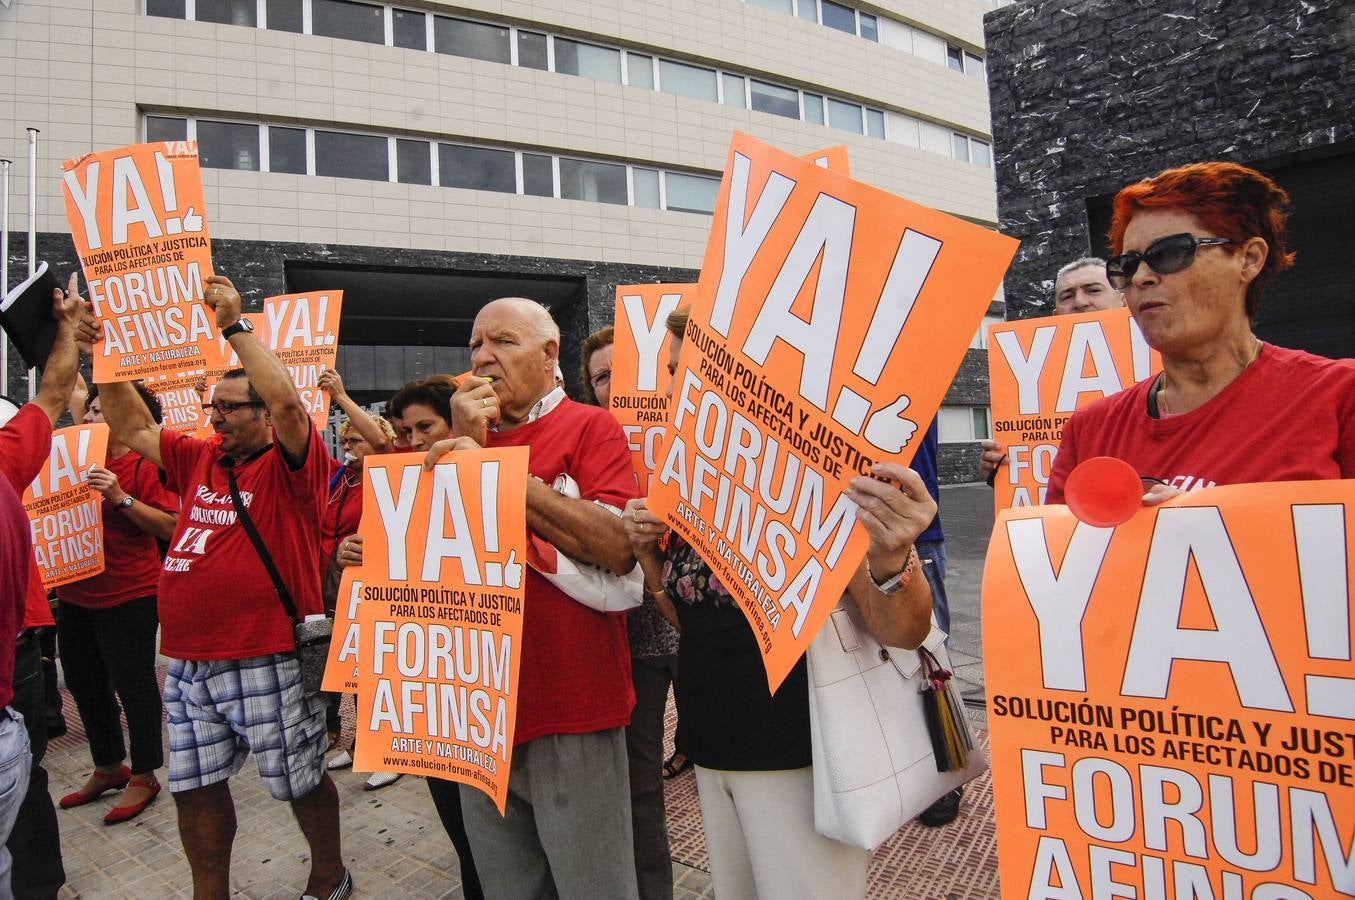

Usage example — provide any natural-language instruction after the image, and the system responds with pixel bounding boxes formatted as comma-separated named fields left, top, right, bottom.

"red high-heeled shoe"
left=103, top=776, right=162, bottom=825
left=58, top=765, right=131, bottom=809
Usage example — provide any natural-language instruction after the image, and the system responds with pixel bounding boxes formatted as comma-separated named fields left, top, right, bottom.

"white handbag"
left=806, top=599, right=988, bottom=850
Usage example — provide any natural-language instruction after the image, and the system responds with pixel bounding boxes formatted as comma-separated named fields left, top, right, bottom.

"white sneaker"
left=363, top=771, right=402, bottom=791
left=326, top=750, right=353, bottom=771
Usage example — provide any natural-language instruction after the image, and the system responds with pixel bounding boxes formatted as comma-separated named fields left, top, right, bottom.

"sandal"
left=662, top=752, right=693, bottom=780
left=59, top=764, right=131, bottom=808
left=104, top=775, right=162, bottom=824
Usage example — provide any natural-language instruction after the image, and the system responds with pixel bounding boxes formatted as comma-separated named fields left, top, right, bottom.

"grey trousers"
left=627, top=655, right=678, bottom=900
left=460, top=727, right=639, bottom=900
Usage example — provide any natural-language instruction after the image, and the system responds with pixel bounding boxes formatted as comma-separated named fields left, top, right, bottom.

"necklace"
left=1158, top=338, right=1261, bottom=416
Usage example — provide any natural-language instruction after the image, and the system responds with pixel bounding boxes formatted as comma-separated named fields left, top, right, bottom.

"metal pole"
left=1, top=158, right=10, bottom=397
left=26, top=128, right=39, bottom=399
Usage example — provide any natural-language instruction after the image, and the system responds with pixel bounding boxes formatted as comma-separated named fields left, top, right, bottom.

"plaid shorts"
left=164, top=654, right=327, bottom=801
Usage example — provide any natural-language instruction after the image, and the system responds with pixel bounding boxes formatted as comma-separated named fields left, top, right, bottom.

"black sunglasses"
left=201, top=399, right=265, bottom=415
left=1106, top=233, right=1234, bottom=290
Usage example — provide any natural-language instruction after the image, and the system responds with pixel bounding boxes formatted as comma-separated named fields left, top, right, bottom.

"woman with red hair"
left=1047, top=161, right=1355, bottom=502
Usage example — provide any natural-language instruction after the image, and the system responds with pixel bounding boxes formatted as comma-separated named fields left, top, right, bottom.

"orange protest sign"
left=323, top=565, right=364, bottom=693
left=983, top=480, right=1355, bottom=899
left=987, top=307, right=1160, bottom=509
left=351, top=449, right=528, bottom=813
left=262, top=291, right=342, bottom=429
left=23, top=424, right=110, bottom=587
left=608, top=284, right=696, bottom=494
left=647, top=131, right=1017, bottom=691
left=61, top=141, right=215, bottom=383
left=146, top=370, right=207, bottom=434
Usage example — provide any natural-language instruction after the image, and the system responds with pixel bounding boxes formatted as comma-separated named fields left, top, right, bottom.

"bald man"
left=435, top=298, right=642, bottom=899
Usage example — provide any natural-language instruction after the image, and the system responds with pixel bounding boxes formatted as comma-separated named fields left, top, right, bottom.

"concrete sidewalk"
left=44, top=482, right=998, bottom=899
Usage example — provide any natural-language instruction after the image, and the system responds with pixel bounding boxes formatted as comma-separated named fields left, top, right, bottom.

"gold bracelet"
left=646, top=586, right=668, bottom=599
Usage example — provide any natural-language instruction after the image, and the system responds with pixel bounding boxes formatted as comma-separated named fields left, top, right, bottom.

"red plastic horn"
left=1063, top=456, right=1142, bottom=527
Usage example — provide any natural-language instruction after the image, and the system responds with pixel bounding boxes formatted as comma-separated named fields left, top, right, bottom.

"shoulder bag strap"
left=226, top=466, right=300, bottom=625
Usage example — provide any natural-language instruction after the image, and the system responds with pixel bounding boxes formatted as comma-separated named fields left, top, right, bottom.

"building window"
left=970, top=314, right=1003, bottom=350
left=946, top=45, right=965, bottom=72
left=632, top=168, right=660, bottom=208
left=820, top=0, right=855, bottom=34
left=920, top=121, right=952, bottom=156
left=559, top=158, right=628, bottom=205
left=721, top=73, right=746, bottom=108
left=625, top=53, right=654, bottom=89
left=665, top=172, right=719, bottom=215
left=658, top=60, right=718, bottom=102
left=964, top=52, right=986, bottom=80
left=439, top=144, right=515, bottom=193
left=971, top=140, right=992, bottom=168
left=885, top=111, right=918, bottom=147
left=311, top=0, right=384, bottom=44
left=521, top=153, right=554, bottom=197
left=751, top=81, right=799, bottom=119
left=197, top=121, right=260, bottom=171
left=952, top=133, right=970, bottom=162
left=746, top=0, right=792, bottom=11
left=516, top=30, right=548, bottom=70
left=865, top=108, right=885, bottom=139
left=145, top=0, right=185, bottom=18
left=196, top=0, right=255, bottom=27
left=555, top=39, right=622, bottom=83
left=434, top=16, right=510, bottom=64
left=858, top=12, right=877, bottom=41
left=392, top=8, right=427, bottom=50
left=795, top=0, right=817, bottom=22
left=803, top=93, right=825, bottom=125
left=827, top=98, right=862, bottom=133
left=268, top=126, right=307, bottom=174
left=265, top=0, right=303, bottom=32
left=938, top=406, right=991, bottom=443
left=315, top=130, right=389, bottom=180
left=145, top=115, right=188, bottom=142
left=396, top=139, right=432, bottom=184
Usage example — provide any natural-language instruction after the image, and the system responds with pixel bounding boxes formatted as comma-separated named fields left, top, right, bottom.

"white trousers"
left=695, top=765, right=869, bottom=900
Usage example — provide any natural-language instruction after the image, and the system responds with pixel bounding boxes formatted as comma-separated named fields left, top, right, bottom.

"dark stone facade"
left=984, top=0, right=1355, bottom=356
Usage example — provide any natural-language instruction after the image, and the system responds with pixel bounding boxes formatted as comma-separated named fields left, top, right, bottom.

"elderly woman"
left=1047, top=161, right=1355, bottom=502
left=624, top=307, right=936, bottom=898
left=339, top=374, right=485, bottom=900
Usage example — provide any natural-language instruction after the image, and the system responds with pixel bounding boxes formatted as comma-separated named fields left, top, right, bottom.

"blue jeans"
left=0, top=710, right=33, bottom=899
left=915, top=539, right=949, bottom=637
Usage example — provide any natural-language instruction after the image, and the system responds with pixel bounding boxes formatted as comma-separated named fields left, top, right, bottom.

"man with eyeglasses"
left=977, top=257, right=1125, bottom=483
left=80, top=275, right=351, bottom=900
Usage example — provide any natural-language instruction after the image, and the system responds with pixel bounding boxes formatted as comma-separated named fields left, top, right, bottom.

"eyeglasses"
left=1106, top=233, right=1234, bottom=290
left=201, top=399, right=265, bottom=415
left=589, top=370, right=611, bottom=389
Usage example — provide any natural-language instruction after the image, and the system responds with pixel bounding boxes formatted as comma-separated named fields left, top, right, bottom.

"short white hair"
left=484, top=296, right=560, bottom=345
left=1055, top=257, right=1107, bottom=284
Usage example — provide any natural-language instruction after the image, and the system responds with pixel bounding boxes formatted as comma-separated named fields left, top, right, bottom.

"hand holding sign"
left=845, top=463, right=935, bottom=577
left=203, top=276, right=243, bottom=330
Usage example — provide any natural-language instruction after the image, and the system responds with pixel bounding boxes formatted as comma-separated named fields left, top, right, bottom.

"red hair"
left=1109, top=161, right=1295, bottom=319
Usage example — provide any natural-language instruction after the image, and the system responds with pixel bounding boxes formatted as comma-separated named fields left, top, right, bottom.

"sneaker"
left=363, top=771, right=402, bottom=791
left=917, top=788, right=963, bottom=827
left=326, top=750, right=353, bottom=771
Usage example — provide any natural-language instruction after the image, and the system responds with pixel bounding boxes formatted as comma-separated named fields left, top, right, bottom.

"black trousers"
left=56, top=596, right=164, bottom=775
left=427, top=777, right=484, bottom=900
left=9, top=634, right=66, bottom=900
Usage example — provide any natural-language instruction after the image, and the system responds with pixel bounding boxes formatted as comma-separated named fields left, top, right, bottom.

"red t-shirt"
left=56, top=450, right=180, bottom=609
left=158, top=425, right=329, bottom=660
left=485, top=398, right=639, bottom=745
left=0, top=404, right=56, bottom=629
left=0, top=474, right=30, bottom=707
left=1048, top=343, right=1355, bottom=502
left=320, top=463, right=362, bottom=569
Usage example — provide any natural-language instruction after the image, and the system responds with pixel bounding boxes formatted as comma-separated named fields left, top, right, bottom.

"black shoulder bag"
left=226, top=465, right=332, bottom=694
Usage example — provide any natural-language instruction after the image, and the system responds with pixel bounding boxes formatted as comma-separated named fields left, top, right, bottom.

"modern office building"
left=3, top=0, right=1005, bottom=476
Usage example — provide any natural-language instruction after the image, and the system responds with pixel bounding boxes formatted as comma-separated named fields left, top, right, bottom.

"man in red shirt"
left=1, top=274, right=83, bottom=899
left=427, top=298, right=641, bottom=899
left=88, top=275, right=349, bottom=900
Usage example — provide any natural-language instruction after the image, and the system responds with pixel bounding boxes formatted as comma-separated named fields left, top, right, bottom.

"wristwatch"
left=221, top=318, right=255, bottom=339
left=117, top=496, right=134, bottom=510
